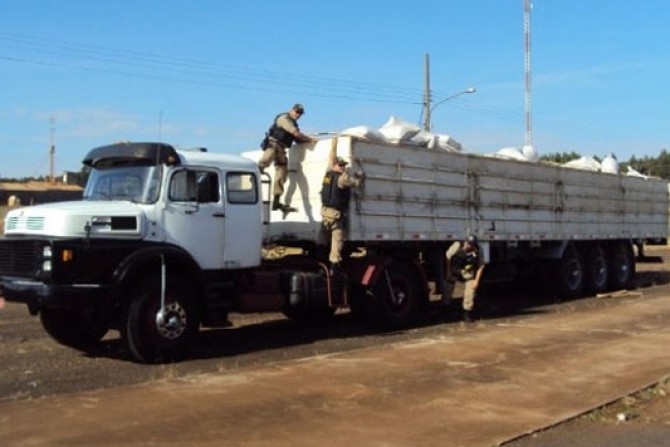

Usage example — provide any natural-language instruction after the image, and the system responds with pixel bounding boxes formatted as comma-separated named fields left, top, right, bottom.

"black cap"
left=465, top=235, right=479, bottom=247
left=335, top=157, right=348, bottom=166
left=292, top=103, right=305, bottom=114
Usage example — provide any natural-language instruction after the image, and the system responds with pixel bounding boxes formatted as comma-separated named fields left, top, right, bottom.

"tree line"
left=540, top=150, right=670, bottom=179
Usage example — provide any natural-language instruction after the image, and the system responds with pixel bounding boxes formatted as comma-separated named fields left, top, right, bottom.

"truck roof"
left=177, top=148, right=258, bottom=172
left=82, top=141, right=257, bottom=172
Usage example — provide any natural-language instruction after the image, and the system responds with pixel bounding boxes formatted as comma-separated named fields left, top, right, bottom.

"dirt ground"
left=1, top=246, right=670, bottom=446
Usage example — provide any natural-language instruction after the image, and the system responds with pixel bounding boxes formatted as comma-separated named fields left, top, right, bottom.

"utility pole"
left=423, top=53, right=431, bottom=131
left=49, top=116, right=55, bottom=183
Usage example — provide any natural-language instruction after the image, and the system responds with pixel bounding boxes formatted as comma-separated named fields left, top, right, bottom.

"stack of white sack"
left=338, top=116, right=462, bottom=152
left=561, top=154, right=622, bottom=174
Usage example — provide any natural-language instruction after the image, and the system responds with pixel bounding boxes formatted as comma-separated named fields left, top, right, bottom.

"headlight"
left=42, top=260, right=52, bottom=272
left=43, top=246, right=52, bottom=258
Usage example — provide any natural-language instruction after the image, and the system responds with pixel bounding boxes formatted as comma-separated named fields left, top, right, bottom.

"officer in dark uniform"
left=320, top=138, right=363, bottom=274
left=259, top=103, right=316, bottom=212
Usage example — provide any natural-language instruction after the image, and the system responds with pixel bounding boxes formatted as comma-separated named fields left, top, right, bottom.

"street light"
left=424, top=87, right=476, bottom=131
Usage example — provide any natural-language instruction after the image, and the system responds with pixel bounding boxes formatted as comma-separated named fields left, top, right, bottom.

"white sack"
left=600, top=154, right=619, bottom=174
left=488, top=147, right=529, bottom=161
left=409, top=130, right=435, bottom=147
left=522, top=144, right=539, bottom=162
left=626, top=166, right=649, bottom=179
left=563, top=156, right=601, bottom=171
left=435, top=134, right=462, bottom=152
left=377, top=116, right=421, bottom=143
left=339, top=126, right=385, bottom=142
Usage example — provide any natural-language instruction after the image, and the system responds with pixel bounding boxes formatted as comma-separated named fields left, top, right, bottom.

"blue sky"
left=1, top=1, right=668, bottom=178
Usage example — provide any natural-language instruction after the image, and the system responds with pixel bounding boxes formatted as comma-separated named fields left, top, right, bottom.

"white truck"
left=0, top=138, right=667, bottom=363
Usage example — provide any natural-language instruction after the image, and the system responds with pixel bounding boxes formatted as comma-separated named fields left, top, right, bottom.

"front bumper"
left=0, top=276, right=107, bottom=312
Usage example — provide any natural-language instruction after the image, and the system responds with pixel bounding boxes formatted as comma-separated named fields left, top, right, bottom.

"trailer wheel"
left=365, top=260, right=425, bottom=329
left=122, top=276, right=199, bottom=363
left=555, top=244, right=585, bottom=299
left=607, top=241, right=635, bottom=290
left=40, top=307, right=108, bottom=350
left=584, top=244, right=609, bottom=295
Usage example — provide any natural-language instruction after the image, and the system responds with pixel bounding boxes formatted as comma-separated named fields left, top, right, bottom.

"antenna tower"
left=523, top=0, right=533, bottom=151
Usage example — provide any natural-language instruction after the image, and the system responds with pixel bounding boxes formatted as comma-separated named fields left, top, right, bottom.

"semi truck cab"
left=0, top=142, right=275, bottom=362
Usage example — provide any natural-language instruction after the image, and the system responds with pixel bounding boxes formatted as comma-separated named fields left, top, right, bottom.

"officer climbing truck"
left=0, top=138, right=668, bottom=363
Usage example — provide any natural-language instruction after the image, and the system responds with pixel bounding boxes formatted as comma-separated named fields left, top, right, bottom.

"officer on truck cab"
left=258, top=103, right=316, bottom=213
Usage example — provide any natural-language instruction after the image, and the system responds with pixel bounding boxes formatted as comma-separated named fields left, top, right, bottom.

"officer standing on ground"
left=259, top=103, right=316, bottom=213
left=320, top=138, right=364, bottom=275
left=444, top=235, right=486, bottom=322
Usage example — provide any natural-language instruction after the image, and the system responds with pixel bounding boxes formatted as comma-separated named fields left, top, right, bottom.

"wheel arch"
left=112, top=245, right=206, bottom=311
left=350, top=253, right=428, bottom=296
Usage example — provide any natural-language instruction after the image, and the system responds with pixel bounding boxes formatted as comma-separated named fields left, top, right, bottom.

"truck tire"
left=607, top=241, right=635, bottom=290
left=39, top=307, right=108, bottom=350
left=122, top=277, right=199, bottom=363
left=555, top=244, right=585, bottom=299
left=584, top=244, right=609, bottom=295
left=364, top=260, right=425, bottom=329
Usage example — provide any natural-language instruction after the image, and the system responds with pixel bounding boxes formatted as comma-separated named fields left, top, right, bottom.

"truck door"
left=164, top=168, right=226, bottom=269
left=222, top=171, right=262, bottom=268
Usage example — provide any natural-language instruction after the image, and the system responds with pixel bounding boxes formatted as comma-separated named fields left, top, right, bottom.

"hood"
left=4, top=200, right=147, bottom=239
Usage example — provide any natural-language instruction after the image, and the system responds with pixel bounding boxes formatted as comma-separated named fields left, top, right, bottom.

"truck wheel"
left=365, top=260, right=425, bottom=329
left=40, top=307, right=108, bottom=350
left=584, top=244, right=609, bottom=295
left=607, top=241, right=635, bottom=290
left=555, top=244, right=585, bottom=299
left=122, top=277, right=199, bottom=363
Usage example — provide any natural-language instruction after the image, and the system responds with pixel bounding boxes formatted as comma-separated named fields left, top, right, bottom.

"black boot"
left=463, top=309, right=473, bottom=323
left=329, top=262, right=342, bottom=277
left=272, top=196, right=282, bottom=211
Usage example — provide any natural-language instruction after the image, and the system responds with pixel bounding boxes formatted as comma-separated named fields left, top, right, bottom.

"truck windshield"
left=83, top=165, right=162, bottom=204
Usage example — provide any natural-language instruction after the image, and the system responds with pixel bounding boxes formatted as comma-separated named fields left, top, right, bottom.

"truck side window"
left=226, top=172, right=257, bottom=204
left=169, top=170, right=195, bottom=202
left=196, top=172, right=220, bottom=203
left=169, top=170, right=220, bottom=203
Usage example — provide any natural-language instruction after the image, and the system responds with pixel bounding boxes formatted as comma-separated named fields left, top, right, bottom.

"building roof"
left=0, top=181, right=83, bottom=192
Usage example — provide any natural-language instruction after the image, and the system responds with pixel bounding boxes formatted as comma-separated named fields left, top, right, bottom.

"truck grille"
left=6, top=216, right=46, bottom=231
left=0, top=239, right=45, bottom=276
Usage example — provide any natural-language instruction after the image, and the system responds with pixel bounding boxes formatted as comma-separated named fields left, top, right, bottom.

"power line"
left=0, top=32, right=424, bottom=104
left=0, top=31, right=537, bottom=135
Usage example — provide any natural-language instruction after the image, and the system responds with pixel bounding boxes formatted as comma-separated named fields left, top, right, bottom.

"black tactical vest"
left=451, top=247, right=480, bottom=277
left=268, top=113, right=298, bottom=148
left=321, top=171, right=351, bottom=211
